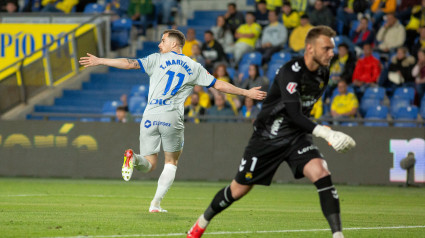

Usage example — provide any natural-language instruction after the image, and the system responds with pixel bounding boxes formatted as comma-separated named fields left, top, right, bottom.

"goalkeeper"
left=188, top=26, right=355, bottom=238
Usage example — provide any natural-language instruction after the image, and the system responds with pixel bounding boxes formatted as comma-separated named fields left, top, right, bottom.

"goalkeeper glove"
left=312, top=125, right=356, bottom=153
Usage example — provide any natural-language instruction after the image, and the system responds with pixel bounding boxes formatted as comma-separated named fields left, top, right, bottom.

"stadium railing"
left=0, top=13, right=111, bottom=116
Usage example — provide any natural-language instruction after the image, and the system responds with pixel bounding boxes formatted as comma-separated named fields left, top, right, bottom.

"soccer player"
left=187, top=26, right=355, bottom=238
left=79, top=29, right=267, bottom=213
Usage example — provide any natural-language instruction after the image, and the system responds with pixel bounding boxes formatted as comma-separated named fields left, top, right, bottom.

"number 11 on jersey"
left=163, top=70, right=185, bottom=96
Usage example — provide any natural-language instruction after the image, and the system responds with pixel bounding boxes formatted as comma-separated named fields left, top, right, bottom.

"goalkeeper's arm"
left=285, top=101, right=356, bottom=153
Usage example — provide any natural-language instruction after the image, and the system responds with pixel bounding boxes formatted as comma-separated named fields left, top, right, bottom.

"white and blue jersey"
left=137, top=51, right=216, bottom=116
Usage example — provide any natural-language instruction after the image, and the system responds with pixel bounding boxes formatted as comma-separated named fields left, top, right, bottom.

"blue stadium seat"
left=420, top=96, right=425, bottom=118
left=130, top=84, right=149, bottom=97
left=364, top=105, right=389, bottom=127
left=238, top=64, right=264, bottom=81
left=266, top=63, right=283, bottom=84
left=363, top=86, right=386, bottom=100
left=111, top=18, right=132, bottom=50
left=393, top=106, right=418, bottom=127
left=390, top=97, right=411, bottom=117
left=129, top=96, right=147, bottom=115
left=226, top=67, right=236, bottom=80
left=270, top=52, right=292, bottom=65
left=239, top=52, right=262, bottom=67
left=392, top=87, right=415, bottom=103
left=83, top=3, right=105, bottom=13
left=360, top=98, right=381, bottom=117
left=340, top=122, right=359, bottom=127
left=102, top=100, right=122, bottom=115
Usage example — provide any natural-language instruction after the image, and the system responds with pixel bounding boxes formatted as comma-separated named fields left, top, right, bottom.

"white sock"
left=133, top=154, right=152, bottom=173
left=197, top=214, right=209, bottom=229
left=333, top=231, right=344, bottom=238
left=151, top=164, right=177, bottom=207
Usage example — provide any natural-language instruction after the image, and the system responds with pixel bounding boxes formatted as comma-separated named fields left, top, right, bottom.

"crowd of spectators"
left=180, top=0, right=425, bottom=124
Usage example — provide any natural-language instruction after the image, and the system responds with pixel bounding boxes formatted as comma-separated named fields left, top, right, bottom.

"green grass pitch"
left=0, top=178, right=424, bottom=238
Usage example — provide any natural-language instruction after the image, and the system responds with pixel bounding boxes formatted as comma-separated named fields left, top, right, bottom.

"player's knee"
left=230, top=181, right=252, bottom=200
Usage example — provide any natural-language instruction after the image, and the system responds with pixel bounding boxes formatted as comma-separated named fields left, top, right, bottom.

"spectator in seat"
left=207, top=92, right=236, bottom=122
left=309, top=0, right=334, bottom=28
left=336, top=0, right=358, bottom=35
left=352, top=17, right=375, bottom=54
left=41, top=0, right=79, bottom=13
left=281, top=1, right=300, bottom=32
left=184, top=85, right=211, bottom=109
left=182, top=28, right=201, bottom=57
left=232, top=12, right=262, bottom=65
left=376, top=13, right=406, bottom=54
left=239, top=97, right=260, bottom=122
left=257, top=9, right=288, bottom=65
left=224, top=2, right=245, bottom=36
left=289, top=14, right=313, bottom=54
left=371, top=0, right=397, bottom=29
left=255, top=0, right=269, bottom=29
left=324, top=43, right=356, bottom=101
left=184, top=93, right=206, bottom=123
left=352, top=43, right=382, bottom=99
left=411, top=26, right=425, bottom=57
left=0, top=0, right=18, bottom=12
left=201, top=30, right=228, bottom=73
left=116, top=105, right=133, bottom=123
left=211, top=15, right=234, bottom=54
left=213, top=64, right=234, bottom=84
left=412, top=48, right=425, bottom=102
left=239, top=64, right=269, bottom=92
left=104, top=0, right=129, bottom=17
left=388, top=46, right=416, bottom=87
left=191, top=44, right=206, bottom=67
left=331, top=80, right=359, bottom=123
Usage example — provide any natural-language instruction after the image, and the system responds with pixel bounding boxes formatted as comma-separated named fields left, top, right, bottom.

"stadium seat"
left=111, top=18, right=132, bottom=50
left=239, top=52, right=262, bottom=67
left=340, top=122, right=359, bottom=127
left=363, top=86, right=386, bottom=100
left=364, top=105, right=389, bottom=127
left=226, top=67, right=236, bottom=80
left=392, top=87, right=415, bottom=103
left=101, top=100, right=122, bottom=115
left=360, top=98, right=381, bottom=117
left=390, top=97, right=411, bottom=117
left=392, top=106, right=418, bottom=127
left=238, top=64, right=264, bottom=81
left=270, top=52, right=292, bottom=65
left=420, top=96, right=425, bottom=119
left=129, top=96, right=147, bottom=115
left=83, top=3, right=105, bottom=13
left=266, top=63, right=282, bottom=84
left=130, top=84, right=149, bottom=97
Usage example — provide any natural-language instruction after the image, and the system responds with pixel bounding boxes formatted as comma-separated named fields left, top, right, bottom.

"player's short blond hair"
left=305, top=26, right=336, bottom=45
left=163, top=29, right=186, bottom=48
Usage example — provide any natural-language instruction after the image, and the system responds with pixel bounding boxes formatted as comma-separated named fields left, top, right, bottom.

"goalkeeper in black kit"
left=187, top=26, right=356, bottom=238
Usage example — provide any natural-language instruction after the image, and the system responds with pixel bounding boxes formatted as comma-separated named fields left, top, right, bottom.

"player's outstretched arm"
left=313, top=125, right=356, bottom=153
left=212, top=80, right=267, bottom=100
left=79, top=53, right=140, bottom=70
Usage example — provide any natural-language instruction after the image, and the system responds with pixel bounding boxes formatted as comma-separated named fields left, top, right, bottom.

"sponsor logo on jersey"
left=149, top=98, right=171, bottom=105
left=159, top=59, right=193, bottom=75
left=286, top=82, right=297, bottom=94
left=245, top=172, right=253, bottom=181
left=297, top=145, right=319, bottom=154
left=152, top=121, right=171, bottom=127
left=302, top=99, right=317, bottom=107
left=144, top=120, right=152, bottom=128
left=270, top=116, right=283, bottom=136
left=291, top=62, right=301, bottom=72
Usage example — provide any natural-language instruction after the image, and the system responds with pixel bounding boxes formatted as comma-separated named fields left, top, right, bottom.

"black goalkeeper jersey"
left=253, top=57, right=329, bottom=145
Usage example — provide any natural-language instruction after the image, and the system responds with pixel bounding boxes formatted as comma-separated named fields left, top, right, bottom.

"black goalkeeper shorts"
left=234, top=133, right=323, bottom=186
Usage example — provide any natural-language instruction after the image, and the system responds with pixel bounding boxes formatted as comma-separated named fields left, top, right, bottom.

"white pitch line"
left=42, top=225, right=425, bottom=238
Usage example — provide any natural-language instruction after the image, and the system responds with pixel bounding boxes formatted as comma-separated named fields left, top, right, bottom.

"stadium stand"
left=393, top=106, right=419, bottom=127
left=364, top=105, right=389, bottom=127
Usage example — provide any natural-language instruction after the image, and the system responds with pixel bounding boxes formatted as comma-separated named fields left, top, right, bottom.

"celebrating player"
left=79, top=29, right=267, bottom=213
left=187, top=26, right=355, bottom=238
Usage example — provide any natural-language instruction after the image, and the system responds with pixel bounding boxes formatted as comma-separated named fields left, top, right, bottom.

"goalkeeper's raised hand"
left=312, top=125, right=356, bottom=153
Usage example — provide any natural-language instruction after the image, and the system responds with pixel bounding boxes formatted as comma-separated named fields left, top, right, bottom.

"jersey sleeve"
left=137, top=53, right=160, bottom=76
left=192, top=62, right=217, bottom=88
